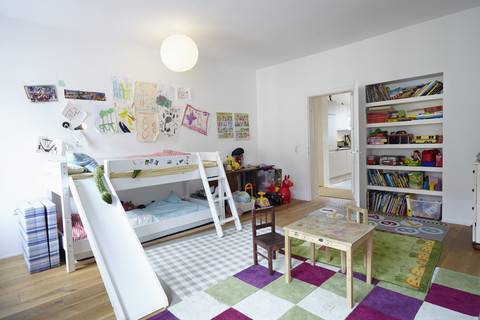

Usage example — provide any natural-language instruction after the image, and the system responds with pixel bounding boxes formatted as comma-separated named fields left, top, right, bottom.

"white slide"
left=69, top=176, right=168, bottom=320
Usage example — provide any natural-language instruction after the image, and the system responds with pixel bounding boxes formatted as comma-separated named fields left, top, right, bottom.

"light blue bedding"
left=131, top=200, right=208, bottom=222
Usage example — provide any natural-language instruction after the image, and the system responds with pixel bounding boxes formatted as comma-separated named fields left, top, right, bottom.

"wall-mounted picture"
left=216, top=112, right=234, bottom=139
left=65, top=89, right=106, bottom=101
left=24, top=85, right=58, bottom=102
left=94, top=106, right=117, bottom=134
left=175, top=86, right=191, bottom=100
left=181, top=104, right=210, bottom=136
left=112, top=76, right=133, bottom=105
left=36, top=136, right=62, bottom=155
left=235, top=113, right=250, bottom=140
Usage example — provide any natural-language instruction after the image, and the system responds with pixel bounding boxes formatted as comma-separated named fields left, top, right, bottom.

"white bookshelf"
left=363, top=72, right=444, bottom=219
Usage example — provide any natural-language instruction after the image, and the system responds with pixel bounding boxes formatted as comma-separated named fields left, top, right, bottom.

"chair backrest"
left=346, top=204, right=369, bottom=225
left=251, top=206, right=276, bottom=237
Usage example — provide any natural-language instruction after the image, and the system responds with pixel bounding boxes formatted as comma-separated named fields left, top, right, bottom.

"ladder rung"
left=220, top=217, right=237, bottom=224
left=206, top=176, right=225, bottom=182
left=212, top=196, right=229, bottom=202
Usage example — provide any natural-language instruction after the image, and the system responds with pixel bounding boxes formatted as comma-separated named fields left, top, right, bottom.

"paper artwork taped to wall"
left=115, top=105, right=136, bottom=133
left=216, top=113, right=234, bottom=139
left=36, top=136, right=62, bottom=155
left=133, top=81, right=158, bottom=111
left=112, top=76, right=133, bottom=105
left=24, top=85, right=58, bottom=102
left=159, top=106, right=181, bottom=141
left=136, top=111, right=159, bottom=142
left=181, top=104, right=210, bottom=135
left=94, top=106, right=117, bottom=134
left=155, top=84, right=175, bottom=110
left=176, top=87, right=191, bottom=100
left=61, top=101, right=87, bottom=129
left=235, top=113, right=250, bottom=140
left=65, top=89, right=106, bottom=101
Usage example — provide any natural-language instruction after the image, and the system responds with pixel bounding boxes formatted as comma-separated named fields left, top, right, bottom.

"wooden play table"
left=284, top=215, right=375, bottom=309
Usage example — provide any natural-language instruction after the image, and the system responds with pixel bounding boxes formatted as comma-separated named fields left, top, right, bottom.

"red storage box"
left=422, top=149, right=440, bottom=162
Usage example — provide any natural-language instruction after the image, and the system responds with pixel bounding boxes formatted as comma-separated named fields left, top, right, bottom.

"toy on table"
left=255, top=192, right=270, bottom=208
left=232, top=148, right=244, bottom=167
left=404, top=150, right=421, bottom=166
left=278, top=175, right=293, bottom=204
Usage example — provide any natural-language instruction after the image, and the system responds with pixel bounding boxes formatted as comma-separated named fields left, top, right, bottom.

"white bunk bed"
left=45, top=151, right=239, bottom=273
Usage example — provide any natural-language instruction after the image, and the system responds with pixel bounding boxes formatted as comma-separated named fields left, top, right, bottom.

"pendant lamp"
left=161, top=34, right=199, bottom=72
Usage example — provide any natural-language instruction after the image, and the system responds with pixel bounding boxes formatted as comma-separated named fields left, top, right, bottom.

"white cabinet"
left=363, top=73, right=444, bottom=218
left=329, top=149, right=352, bottom=179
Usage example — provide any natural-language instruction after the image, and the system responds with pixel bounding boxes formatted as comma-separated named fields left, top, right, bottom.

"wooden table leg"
left=366, top=231, right=373, bottom=285
left=346, top=247, right=353, bottom=309
left=340, top=251, right=346, bottom=273
left=310, top=242, right=315, bottom=266
left=285, top=230, right=291, bottom=283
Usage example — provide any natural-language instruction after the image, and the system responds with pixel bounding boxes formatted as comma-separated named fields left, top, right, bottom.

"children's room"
left=1, top=1, right=480, bottom=319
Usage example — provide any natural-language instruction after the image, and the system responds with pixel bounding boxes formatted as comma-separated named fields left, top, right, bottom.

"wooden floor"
left=1, top=196, right=479, bottom=319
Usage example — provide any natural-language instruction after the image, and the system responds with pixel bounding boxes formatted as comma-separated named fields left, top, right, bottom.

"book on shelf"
left=367, top=190, right=407, bottom=216
left=367, top=169, right=410, bottom=188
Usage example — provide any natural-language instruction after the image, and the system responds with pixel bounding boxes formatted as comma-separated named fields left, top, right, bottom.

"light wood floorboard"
left=1, top=196, right=478, bottom=319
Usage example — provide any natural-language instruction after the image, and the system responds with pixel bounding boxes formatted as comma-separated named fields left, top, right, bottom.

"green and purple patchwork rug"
left=150, top=262, right=480, bottom=320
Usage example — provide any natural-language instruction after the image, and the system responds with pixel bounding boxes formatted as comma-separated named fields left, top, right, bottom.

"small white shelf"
left=366, top=144, right=443, bottom=149
left=366, top=165, right=443, bottom=172
left=366, top=94, right=443, bottom=107
left=365, top=118, right=443, bottom=128
left=366, top=185, right=443, bottom=196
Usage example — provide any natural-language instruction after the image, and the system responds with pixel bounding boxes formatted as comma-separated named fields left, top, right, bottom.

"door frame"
left=306, top=81, right=360, bottom=204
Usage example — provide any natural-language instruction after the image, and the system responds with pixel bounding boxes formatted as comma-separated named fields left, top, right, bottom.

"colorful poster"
left=24, top=85, right=58, bottom=102
left=61, top=101, right=87, bottom=129
left=181, top=104, right=210, bottom=135
left=112, top=76, right=133, bottom=105
left=216, top=112, right=234, bottom=139
left=133, top=81, right=158, bottom=111
left=94, top=106, right=117, bottom=133
left=65, top=89, right=106, bottom=101
left=155, top=84, right=175, bottom=109
left=235, top=113, right=250, bottom=140
left=159, top=105, right=181, bottom=141
left=115, top=105, right=136, bottom=133
left=136, top=111, right=159, bottom=142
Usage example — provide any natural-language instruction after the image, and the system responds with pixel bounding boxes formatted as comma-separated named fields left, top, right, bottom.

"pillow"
left=67, top=163, right=85, bottom=174
left=66, top=151, right=98, bottom=172
left=165, top=191, right=181, bottom=204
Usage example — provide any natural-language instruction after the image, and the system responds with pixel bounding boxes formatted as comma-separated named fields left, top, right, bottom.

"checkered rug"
left=150, top=259, right=480, bottom=320
left=145, top=222, right=275, bottom=300
left=310, top=206, right=450, bottom=242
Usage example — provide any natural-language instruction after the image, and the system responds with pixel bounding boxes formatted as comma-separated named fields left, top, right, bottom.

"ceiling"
left=1, top=0, right=479, bottom=69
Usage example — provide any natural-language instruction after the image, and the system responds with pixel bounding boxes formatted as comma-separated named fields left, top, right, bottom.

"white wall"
left=257, top=7, right=480, bottom=226
left=0, top=16, right=257, bottom=259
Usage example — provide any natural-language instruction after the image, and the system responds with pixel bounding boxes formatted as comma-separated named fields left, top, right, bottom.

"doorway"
left=308, top=82, right=359, bottom=203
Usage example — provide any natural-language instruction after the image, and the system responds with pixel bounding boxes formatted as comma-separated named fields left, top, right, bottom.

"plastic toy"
left=278, top=175, right=293, bottom=204
left=265, top=183, right=279, bottom=193
left=255, top=192, right=270, bottom=208
left=404, top=150, right=421, bottom=166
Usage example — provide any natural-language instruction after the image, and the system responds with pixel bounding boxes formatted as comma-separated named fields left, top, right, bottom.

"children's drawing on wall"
left=155, top=84, right=175, bottom=109
left=36, top=136, right=62, bottom=155
left=136, top=111, right=159, bottom=142
left=175, top=87, right=191, bottom=100
left=181, top=104, right=210, bottom=135
left=115, top=105, right=136, bottom=133
left=94, top=106, right=117, bottom=134
left=61, top=101, right=87, bottom=129
left=216, top=112, right=234, bottom=139
left=159, top=106, right=181, bottom=141
left=235, top=113, right=250, bottom=140
left=24, top=85, right=58, bottom=102
left=112, top=76, right=133, bottom=105
left=133, top=81, right=157, bottom=111
left=65, top=89, right=106, bottom=101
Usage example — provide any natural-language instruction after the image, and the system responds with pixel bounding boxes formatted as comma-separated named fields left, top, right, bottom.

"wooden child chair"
left=326, top=204, right=369, bottom=271
left=251, top=206, right=285, bottom=275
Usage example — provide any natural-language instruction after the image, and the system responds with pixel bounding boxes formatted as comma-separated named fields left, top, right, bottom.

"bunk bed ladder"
left=197, top=152, right=242, bottom=237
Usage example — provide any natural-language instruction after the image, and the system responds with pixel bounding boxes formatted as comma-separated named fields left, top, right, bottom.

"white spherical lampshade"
left=161, top=34, right=199, bottom=72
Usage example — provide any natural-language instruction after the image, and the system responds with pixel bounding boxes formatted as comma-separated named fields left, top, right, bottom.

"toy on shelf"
left=404, top=150, right=421, bottom=166
left=411, top=135, right=439, bottom=144
left=421, top=149, right=440, bottom=167
left=226, top=156, right=241, bottom=171
left=278, top=175, right=293, bottom=204
left=232, top=148, right=244, bottom=167
left=265, top=183, right=279, bottom=193
left=255, top=192, right=270, bottom=208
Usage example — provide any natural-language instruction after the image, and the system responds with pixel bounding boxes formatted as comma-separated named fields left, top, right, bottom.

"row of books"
left=367, top=191, right=407, bottom=216
left=367, top=169, right=410, bottom=188
left=366, top=80, right=443, bottom=103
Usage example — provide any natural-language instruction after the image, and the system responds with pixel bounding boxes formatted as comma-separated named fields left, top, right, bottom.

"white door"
left=351, top=80, right=360, bottom=205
